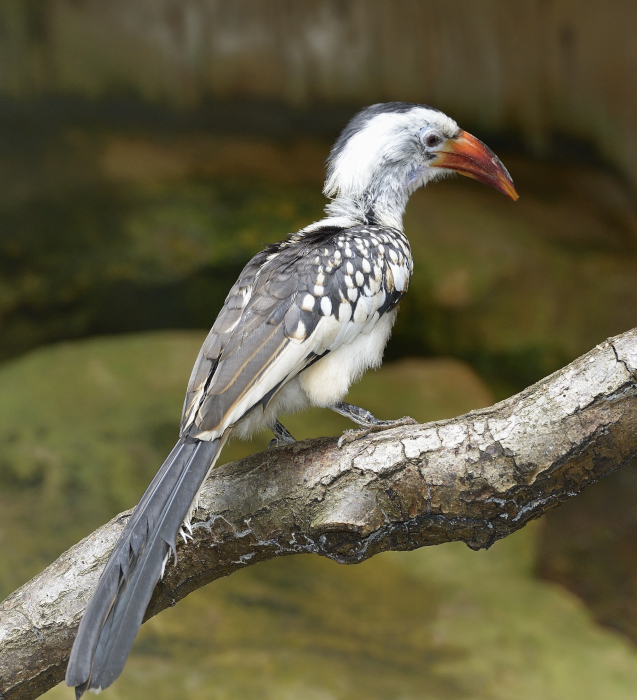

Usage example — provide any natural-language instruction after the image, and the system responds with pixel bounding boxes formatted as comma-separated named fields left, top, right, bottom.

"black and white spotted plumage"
left=181, top=224, right=412, bottom=440
left=67, top=102, right=518, bottom=697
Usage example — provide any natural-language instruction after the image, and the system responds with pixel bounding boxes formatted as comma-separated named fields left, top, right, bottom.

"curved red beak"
left=431, top=130, right=519, bottom=201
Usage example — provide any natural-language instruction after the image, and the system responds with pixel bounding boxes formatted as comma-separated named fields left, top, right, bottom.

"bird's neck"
left=323, top=168, right=420, bottom=231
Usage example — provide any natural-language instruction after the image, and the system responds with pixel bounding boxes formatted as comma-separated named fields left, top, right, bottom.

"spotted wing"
left=180, top=226, right=411, bottom=438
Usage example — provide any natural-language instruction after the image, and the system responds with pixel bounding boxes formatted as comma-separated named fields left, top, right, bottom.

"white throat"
left=324, top=168, right=417, bottom=230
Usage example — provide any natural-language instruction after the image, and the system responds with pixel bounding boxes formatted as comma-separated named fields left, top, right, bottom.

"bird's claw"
left=268, top=435, right=296, bottom=449
left=337, top=416, right=418, bottom=448
left=337, top=427, right=372, bottom=448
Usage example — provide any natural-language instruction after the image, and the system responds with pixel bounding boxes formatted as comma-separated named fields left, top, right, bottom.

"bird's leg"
left=332, top=401, right=417, bottom=448
left=268, top=419, right=296, bottom=449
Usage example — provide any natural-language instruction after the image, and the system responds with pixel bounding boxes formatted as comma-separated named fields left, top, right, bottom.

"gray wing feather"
left=180, top=246, right=305, bottom=436
left=181, top=250, right=269, bottom=427
left=66, top=437, right=221, bottom=696
left=195, top=321, right=289, bottom=433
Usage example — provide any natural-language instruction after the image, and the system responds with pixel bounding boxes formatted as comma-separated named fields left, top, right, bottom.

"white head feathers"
left=319, top=103, right=460, bottom=230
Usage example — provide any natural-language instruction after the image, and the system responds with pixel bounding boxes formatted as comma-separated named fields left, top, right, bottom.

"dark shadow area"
left=538, top=460, right=637, bottom=645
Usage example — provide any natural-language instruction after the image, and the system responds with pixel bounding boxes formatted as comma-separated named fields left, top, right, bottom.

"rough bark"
left=2, top=329, right=637, bottom=700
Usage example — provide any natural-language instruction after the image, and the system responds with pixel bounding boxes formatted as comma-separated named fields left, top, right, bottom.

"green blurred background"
left=2, top=2, right=637, bottom=698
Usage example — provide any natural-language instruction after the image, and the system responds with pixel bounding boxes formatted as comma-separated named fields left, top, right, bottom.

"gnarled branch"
left=2, top=329, right=637, bottom=700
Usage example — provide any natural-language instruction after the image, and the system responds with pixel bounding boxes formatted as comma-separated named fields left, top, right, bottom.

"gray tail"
left=65, top=436, right=220, bottom=698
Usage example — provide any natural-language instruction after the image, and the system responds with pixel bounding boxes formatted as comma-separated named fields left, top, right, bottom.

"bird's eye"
left=420, top=129, right=443, bottom=149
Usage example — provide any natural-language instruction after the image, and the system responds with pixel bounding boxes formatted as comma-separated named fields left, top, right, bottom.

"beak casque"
left=430, top=130, right=519, bottom=201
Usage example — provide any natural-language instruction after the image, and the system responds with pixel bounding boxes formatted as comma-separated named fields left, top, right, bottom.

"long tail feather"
left=65, top=436, right=221, bottom=697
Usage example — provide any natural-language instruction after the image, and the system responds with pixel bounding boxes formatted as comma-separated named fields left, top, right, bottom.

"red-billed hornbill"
left=66, top=102, right=518, bottom=696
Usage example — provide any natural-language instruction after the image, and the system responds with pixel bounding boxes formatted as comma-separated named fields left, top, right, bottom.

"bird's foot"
left=268, top=436, right=296, bottom=449
left=337, top=415, right=418, bottom=448
left=268, top=420, right=296, bottom=449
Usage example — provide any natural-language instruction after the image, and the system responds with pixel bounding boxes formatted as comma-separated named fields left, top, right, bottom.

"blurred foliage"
left=2, top=0, right=637, bottom=193
left=1, top=127, right=637, bottom=400
left=398, top=156, right=637, bottom=395
left=0, top=128, right=326, bottom=358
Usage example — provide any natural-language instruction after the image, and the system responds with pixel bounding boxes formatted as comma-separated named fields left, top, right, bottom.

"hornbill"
left=66, top=102, right=518, bottom=696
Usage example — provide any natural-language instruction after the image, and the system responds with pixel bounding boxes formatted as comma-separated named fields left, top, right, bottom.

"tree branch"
left=3, top=330, right=637, bottom=699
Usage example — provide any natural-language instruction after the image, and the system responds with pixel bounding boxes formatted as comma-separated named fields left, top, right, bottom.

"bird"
left=65, top=102, right=518, bottom=697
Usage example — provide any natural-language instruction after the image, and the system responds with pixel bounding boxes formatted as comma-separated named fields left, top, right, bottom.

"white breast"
left=298, top=307, right=398, bottom=407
